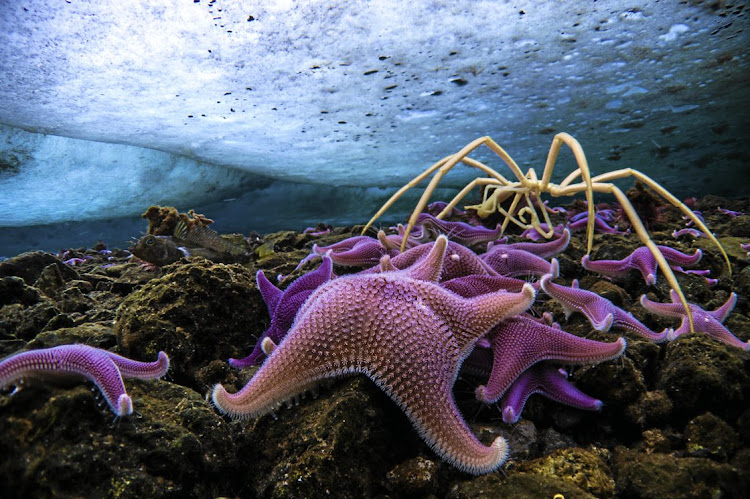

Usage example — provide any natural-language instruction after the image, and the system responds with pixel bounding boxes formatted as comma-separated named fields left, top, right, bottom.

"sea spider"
left=363, top=133, right=731, bottom=332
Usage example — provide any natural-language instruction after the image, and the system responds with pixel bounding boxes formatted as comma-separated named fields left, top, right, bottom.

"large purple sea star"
left=212, top=236, right=537, bottom=474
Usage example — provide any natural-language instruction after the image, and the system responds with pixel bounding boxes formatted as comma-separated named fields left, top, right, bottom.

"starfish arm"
left=403, top=235, right=447, bottom=282
left=581, top=253, right=631, bottom=278
left=631, top=248, right=659, bottom=285
left=482, top=248, right=556, bottom=278
left=500, top=363, right=602, bottom=424
left=706, top=292, right=738, bottom=322
left=441, top=274, right=530, bottom=298
left=540, top=275, right=615, bottom=331
left=639, top=294, right=686, bottom=319
left=659, top=246, right=702, bottom=266
left=476, top=316, right=626, bottom=403
left=611, top=309, right=669, bottom=342
left=255, top=270, right=283, bottom=316
left=106, top=350, right=170, bottom=380
left=0, top=345, right=133, bottom=416
left=505, top=228, right=571, bottom=259
left=416, top=213, right=504, bottom=247
left=314, top=236, right=387, bottom=267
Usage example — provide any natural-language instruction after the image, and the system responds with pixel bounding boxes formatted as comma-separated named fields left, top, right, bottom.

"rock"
left=385, top=456, right=439, bottom=497
left=517, top=447, right=615, bottom=498
left=448, top=472, right=595, bottom=499
left=656, top=334, right=750, bottom=423
left=613, top=446, right=748, bottom=499
left=684, top=412, right=739, bottom=462
left=114, top=261, right=265, bottom=390
left=0, top=380, right=240, bottom=498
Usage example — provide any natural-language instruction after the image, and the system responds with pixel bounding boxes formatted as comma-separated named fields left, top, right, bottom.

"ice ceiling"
left=1, top=0, right=749, bottom=228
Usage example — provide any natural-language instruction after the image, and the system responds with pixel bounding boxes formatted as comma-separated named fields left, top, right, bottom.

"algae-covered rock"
left=240, top=377, right=417, bottom=498
left=516, top=446, right=615, bottom=498
left=656, top=334, right=750, bottom=423
left=0, top=379, right=240, bottom=498
left=384, top=456, right=439, bottom=497
left=447, top=471, right=596, bottom=499
left=684, top=412, right=740, bottom=462
left=114, top=260, right=265, bottom=390
left=613, top=446, right=748, bottom=499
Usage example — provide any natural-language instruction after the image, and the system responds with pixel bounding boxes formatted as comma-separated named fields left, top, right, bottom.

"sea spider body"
left=364, top=133, right=731, bottom=332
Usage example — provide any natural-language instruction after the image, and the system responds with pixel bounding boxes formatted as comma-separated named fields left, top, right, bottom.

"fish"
left=129, top=221, right=249, bottom=267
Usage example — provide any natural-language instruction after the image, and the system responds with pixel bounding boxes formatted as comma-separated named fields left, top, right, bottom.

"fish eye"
left=146, top=237, right=155, bottom=245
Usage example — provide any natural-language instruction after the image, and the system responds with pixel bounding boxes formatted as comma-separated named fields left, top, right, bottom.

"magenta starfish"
left=415, top=213, right=503, bottom=247
left=474, top=315, right=626, bottom=404
left=304, top=230, right=417, bottom=268
left=481, top=246, right=559, bottom=279
left=582, top=245, right=702, bottom=285
left=0, top=344, right=169, bottom=416
left=212, top=236, right=537, bottom=474
left=362, top=239, right=499, bottom=280
left=229, top=255, right=334, bottom=368
left=640, top=290, right=749, bottom=351
left=540, top=275, right=667, bottom=342
left=499, top=362, right=603, bottom=424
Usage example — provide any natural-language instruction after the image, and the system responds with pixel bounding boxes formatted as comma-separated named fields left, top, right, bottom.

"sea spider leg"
left=362, top=154, right=454, bottom=235
left=364, top=136, right=531, bottom=252
left=591, top=169, right=731, bottom=275
left=540, top=133, right=596, bottom=254
left=591, top=181, right=697, bottom=333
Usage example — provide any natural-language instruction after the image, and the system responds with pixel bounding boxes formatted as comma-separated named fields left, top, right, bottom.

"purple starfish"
left=0, top=344, right=169, bottom=416
left=229, top=255, right=334, bottom=368
left=487, top=228, right=571, bottom=259
left=582, top=245, right=702, bottom=286
left=212, top=236, right=537, bottom=475
left=540, top=275, right=667, bottom=342
left=672, top=228, right=705, bottom=239
left=499, top=362, right=603, bottom=424
left=303, top=230, right=416, bottom=268
left=569, top=213, right=629, bottom=235
left=474, top=315, right=626, bottom=404
left=426, top=201, right=466, bottom=217
left=640, top=291, right=749, bottom=351
left=481, top=246, right=559, bottom=279
left=362, top=239, right=498, bottom=280
left=520, top=223, right=565, bottom=241
left=442, top=273, right=536, bottom=297
left=414, top=213, right=503, bottom=247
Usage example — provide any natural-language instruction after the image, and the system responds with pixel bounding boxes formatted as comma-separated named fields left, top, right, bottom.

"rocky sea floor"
left=1, top=195, right=749, bottom=498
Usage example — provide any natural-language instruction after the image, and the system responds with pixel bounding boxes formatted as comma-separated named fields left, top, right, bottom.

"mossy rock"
left=114, top=261, right=266, bottom=391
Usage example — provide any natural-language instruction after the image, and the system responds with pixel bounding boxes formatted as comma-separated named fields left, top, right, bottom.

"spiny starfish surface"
left=487, top=228, right=571, bottom=259
left=415, top=213, right=503, bottom=247
left=499, top=362, right=603, bottom=424
left=362, top=238, right=499, bottom=280
left=474, top=315, right=626, bottom=404
left=212, top=235, right=537, bottom=474
left=229, top=255, right=334, bottom=368
left=0, top=344, right=169, bottom=416
left=640, top=290, right=749, bottom=351
left=582, top=245, right=702, bottom=286
left=540, top=275, right=667, bottom=342
left=481, top=247, right=559, bottom=279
